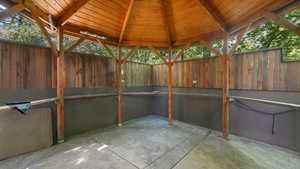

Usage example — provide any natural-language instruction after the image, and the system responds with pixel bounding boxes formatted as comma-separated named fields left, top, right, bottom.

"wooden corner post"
left=167, top=62, right=173, bottom=125
left=222, top=37, right=229, bottom=138
left=57, top=26, right=65, bottom=142
left=150, top=45, right=189, bottom=125
left=116, top=46, right=123, bottom=126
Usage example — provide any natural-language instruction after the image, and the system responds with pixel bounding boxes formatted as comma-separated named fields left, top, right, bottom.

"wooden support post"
left=167, top=62, right=173, bottom=125
left=222, top=37, right=229, bottom=138
left=149, top=46, right=177, bottom=124
left=116, top=46, right=138, bottom=126
left=116, top=46, right=123, bottom=126
left=117, top=61, right=123, bottom=126
left=56, top=26, right=65, bottom=142
left=222, top=24, right=251, bottom=138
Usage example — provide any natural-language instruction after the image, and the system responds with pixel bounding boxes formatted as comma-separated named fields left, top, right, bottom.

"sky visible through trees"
left=0, top=8, right=299, bottom=64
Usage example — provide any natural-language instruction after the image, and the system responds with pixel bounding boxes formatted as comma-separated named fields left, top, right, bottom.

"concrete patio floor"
left=0, top=115, right=299, bottom=169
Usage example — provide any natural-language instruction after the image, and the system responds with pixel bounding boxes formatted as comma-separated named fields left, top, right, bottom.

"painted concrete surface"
left=173, top=131, right=300, bottom=169
left=0, top=108, right=53, bottom=160
left=0, top=115, right=299, bottom=169
left=0, top=115, right=208, bottom=169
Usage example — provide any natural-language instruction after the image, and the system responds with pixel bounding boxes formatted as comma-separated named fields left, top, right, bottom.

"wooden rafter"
left=31, top=8, right=57, bottom=55
left=265, top=12, right=300, bottom=36
left=0, top=3, right=25, bottom=20
left=160, top=0, right=173, bottom=45
left=227, top=0, right=293, bottom=34
left=195, top=0, right=227, bottom=32
left=57, top=0, right=91, bottom=26
left=65, top=36, right=86, bottom=53
left=119, top=0, right=135, bottom=44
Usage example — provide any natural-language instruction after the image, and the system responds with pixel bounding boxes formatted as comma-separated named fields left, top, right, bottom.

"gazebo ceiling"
left=3, top=0, right=297, bottom=47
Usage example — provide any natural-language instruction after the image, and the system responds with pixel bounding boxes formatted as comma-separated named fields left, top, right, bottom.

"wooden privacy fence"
left=0, top=40, right=152, bottom=89
left=1, top=41, right=300, bottom=91
left=152, top=48, right=300, bottom=91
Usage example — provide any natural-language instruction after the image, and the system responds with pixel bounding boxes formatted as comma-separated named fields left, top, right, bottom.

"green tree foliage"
left=238, top=9, right=300, bottom=61
left=0, top=15, right=47, bottom=46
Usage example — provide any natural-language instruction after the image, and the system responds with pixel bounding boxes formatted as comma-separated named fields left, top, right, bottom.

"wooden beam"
left=119, top=0, right=135, bottom=43
left=227, top=0, right=293, bottom=34
left=277, top=1, right=300, bottom=15
left=222, top=36, right=229, bottom=138
left=31, top=9, right=57, bottom=55
left=56, top=26, right=65, bottom=143
left=221, top=23, right=251, bottom=138
left=228, top=23, right=252, bottom=56
left=116, top=46, right=123, bottom=126
left=265, top=12, right=300, bottom=36
left=0, top=3, right=25, bottom=20
left=57, top=0, right=91, bottom=26
left=167, top=62, right=173, bottom=125
left=121, top=46, right=139, bottom=64
left=198, top=40, right=223, bottom=57
left=160, top=0, right=173, bottom=45
left=97, top=39, right=116, bottom=59
left=195, top=0, right=227, bottom=32
left=65, top=36, right=86, bottom=53
left=171, top=43, right=191, bottom=63
left=149, top=46, right=168, bottom=64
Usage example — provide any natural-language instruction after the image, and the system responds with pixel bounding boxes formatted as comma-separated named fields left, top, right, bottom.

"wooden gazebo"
left=1, top=0, right=299, bottom=143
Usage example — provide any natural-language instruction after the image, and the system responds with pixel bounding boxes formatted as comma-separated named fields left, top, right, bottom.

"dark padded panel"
left=0, top=89, right=57, bottom=142
left=230, top=90, right=300, bottom=152
left=64, top=87, right=154, bottom=137
left=152, top=87, right=300, bottom=152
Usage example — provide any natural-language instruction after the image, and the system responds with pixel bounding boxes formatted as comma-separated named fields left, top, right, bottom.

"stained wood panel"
left=0, top=41, right=52, bottom=89
left=123, top=62, right=152, bottom=87
left=1, top=40, right=299, bottom=91
left=152, top=48, right=300, bottom=91
left=0, top=40, right=152, bottom=89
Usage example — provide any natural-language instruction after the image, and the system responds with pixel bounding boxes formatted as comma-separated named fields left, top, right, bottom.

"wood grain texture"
left=1, top=41, right=299, bottom=91
left=0, top=40, right=152, bottom=89
left=152, top=48, right=300, bottom=91
left=10, top=0, right=294, bottom=47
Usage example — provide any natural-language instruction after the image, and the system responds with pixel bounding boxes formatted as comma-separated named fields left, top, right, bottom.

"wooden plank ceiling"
left=16, top=0, right=295, bottom=47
